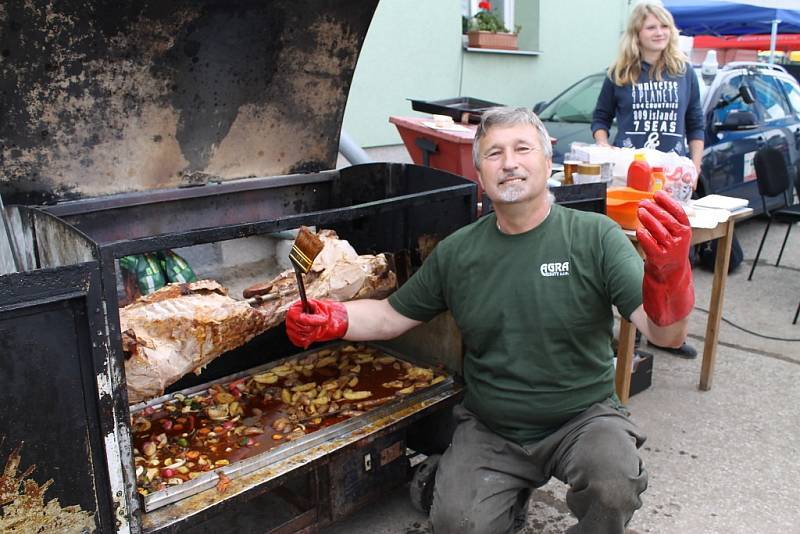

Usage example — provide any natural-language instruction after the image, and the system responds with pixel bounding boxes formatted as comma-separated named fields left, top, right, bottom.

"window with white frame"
left=461, top=0, right=540, bottom=53
left=462, top=0, right=515, bottom=34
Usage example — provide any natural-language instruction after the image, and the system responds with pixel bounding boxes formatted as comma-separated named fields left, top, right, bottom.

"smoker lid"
left=0, top=0, right=379, bottom=205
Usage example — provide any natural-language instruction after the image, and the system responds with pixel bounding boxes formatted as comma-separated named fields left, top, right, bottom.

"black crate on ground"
left=629, top=352, right=653, bottom=397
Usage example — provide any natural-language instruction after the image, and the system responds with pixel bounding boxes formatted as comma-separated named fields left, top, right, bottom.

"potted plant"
left=467, top=1, right=519, bottom=50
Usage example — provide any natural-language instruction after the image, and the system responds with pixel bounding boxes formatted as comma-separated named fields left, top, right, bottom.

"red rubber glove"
left=636, top=191, right=695, bottom=327
left=285, top=299, right=349, bottom=349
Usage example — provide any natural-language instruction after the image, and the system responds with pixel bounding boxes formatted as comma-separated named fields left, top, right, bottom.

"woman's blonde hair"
left=610, top=2, right=688, bottom=86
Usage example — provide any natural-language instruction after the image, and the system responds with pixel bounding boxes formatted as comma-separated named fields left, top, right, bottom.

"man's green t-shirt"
left=388, top=204, right=644, bottom=445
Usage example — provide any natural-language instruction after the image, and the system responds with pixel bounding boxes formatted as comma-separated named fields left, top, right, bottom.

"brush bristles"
left=289, top=227, right=324, bottom=274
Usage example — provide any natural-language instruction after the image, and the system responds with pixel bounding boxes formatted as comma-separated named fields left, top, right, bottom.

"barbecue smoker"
left=0, top=2, right=476, bottom=532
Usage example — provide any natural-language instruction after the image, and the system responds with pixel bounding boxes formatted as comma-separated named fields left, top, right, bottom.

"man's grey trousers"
left=430, top=399, right=648, bottom=534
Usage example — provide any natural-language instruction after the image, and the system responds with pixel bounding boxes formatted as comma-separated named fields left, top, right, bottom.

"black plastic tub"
left=409, top=97, right=504, bottom=124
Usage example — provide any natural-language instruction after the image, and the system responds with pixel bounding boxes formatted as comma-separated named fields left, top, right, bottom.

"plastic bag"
left=568, top=144, right=698, bottom=202
left=626, top=149, right=697, bottom=203
left=659, top=155, right=697, bottom=204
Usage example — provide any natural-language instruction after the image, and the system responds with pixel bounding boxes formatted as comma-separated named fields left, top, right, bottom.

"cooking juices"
left=130, top=344, right=446, bottom=497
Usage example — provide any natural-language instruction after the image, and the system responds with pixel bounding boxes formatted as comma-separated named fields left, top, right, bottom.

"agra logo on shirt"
left=540, top=261, right=570, bottom=277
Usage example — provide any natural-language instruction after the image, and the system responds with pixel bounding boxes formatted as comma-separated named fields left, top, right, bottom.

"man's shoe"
left=647, top=341, right=697, bottom=359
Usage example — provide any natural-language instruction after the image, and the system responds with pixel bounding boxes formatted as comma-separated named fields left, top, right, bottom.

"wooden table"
left=614, top=207, right=753, bottom=403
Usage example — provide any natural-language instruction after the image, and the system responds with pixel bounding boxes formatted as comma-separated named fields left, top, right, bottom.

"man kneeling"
left=286, top=107, right=693, bottom=534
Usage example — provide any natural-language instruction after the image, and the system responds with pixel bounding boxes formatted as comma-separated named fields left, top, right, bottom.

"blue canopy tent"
left=663, top=0, right=800, bottom=62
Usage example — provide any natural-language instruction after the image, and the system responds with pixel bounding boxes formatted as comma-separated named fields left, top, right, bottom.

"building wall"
left=342, top=0, right=629, bottom=148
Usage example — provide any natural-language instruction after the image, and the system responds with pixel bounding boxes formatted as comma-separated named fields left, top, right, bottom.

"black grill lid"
left=0, top=0, right=379, bottom=205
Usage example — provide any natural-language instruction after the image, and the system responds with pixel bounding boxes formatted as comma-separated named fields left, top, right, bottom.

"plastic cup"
left=563, top=160, right=581, bottom=185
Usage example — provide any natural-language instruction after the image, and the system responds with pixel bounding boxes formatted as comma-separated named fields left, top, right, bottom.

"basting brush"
left=288, top=226, right=325, bottom=313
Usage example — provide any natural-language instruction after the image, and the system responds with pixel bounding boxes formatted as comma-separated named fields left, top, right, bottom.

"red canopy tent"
left=693, top=34, right=800, bottom=51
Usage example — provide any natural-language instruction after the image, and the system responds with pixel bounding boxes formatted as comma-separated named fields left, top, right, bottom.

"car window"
left=752, top=74, right=791, bottom=121
left=538, top=75, right=606, bottom=123
left=711, top=74, right=759, bottom=125
left=778, top=78, right=800, bottom=113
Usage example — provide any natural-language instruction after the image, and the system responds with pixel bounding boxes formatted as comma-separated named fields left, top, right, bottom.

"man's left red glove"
left=285, top=299, right=349, bottom=349
left=636, top=191, right=695, bottom=326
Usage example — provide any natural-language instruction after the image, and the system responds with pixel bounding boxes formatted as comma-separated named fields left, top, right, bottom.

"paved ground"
left=325, top=146, right=800, bottom=534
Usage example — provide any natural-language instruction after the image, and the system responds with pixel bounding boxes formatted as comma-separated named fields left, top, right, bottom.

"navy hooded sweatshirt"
left=591, top=62, right=704, bottom=156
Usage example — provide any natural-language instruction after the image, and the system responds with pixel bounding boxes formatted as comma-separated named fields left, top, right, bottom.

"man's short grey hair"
left=472, top=107, right=553, bottom=169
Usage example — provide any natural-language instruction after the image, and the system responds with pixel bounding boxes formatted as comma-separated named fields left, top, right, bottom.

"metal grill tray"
left=409, top=97, right=504, bottom=123
left=130, top=342, right=456, bottom=512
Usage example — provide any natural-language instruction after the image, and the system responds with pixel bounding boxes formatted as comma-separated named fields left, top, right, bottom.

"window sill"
left=462, top=45, right=541, bottom=56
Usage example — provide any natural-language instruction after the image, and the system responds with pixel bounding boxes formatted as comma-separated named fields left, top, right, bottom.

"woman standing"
left=592, top=1, right=703, bottom=359
left=592, top=1, right=704, bottom=174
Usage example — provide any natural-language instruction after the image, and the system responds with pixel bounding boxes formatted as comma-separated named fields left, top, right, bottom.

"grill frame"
left=0, top=1, right=478, bottom=529
left=5, top=162, right=475, bottom=533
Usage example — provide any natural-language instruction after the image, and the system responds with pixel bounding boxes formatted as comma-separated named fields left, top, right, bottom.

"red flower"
left=478, top=1, right=492, bottom=10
